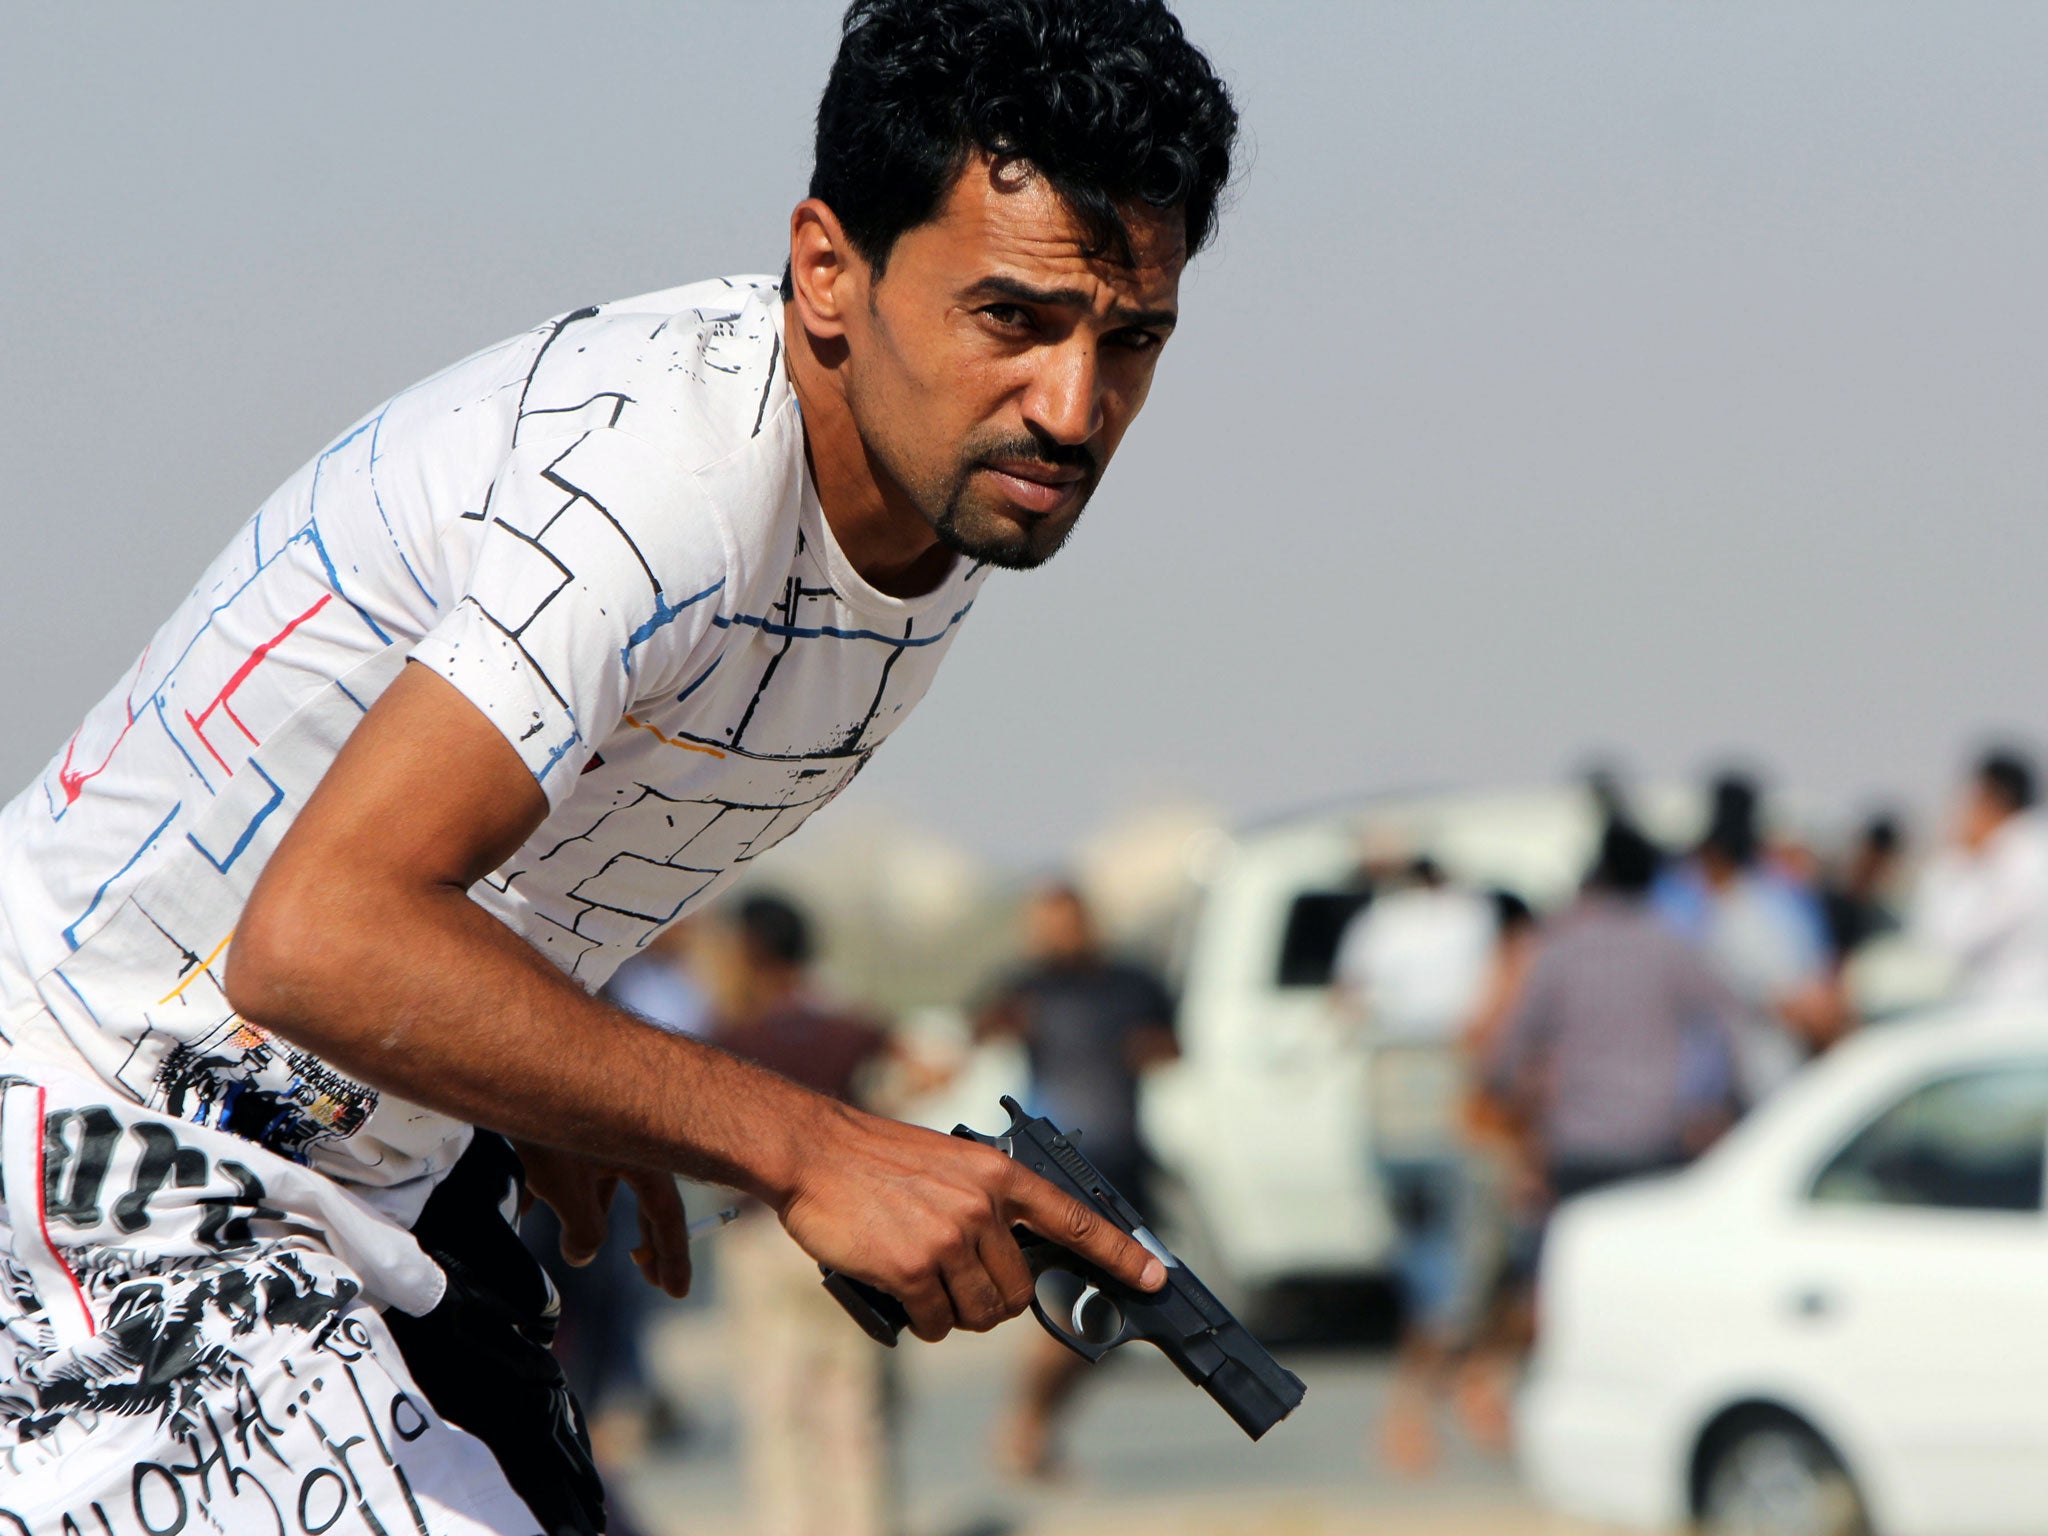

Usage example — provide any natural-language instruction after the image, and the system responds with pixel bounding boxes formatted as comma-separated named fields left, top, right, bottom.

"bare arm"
left=224, top=662, right=1162, bottom=1337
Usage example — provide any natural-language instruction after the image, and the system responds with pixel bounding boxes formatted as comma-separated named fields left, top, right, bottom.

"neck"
left=782, top=301, right=955, bottom=598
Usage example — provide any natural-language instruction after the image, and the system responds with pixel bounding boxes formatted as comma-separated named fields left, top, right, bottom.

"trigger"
left=1070, top=1283, right=1103, bottom=1338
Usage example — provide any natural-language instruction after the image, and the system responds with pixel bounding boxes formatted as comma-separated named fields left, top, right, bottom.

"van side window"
left=1275, top=890, right=1375, bottom=987
left=1810, top=1064, right=2048, bottom=1213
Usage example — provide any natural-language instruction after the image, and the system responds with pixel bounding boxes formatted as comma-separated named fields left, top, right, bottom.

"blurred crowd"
left=1330, top=746, right=2048, bottom=1479
left=519, top=743, right=2048, bottom=1531
left=524, top=879, right=1177, bottom=1535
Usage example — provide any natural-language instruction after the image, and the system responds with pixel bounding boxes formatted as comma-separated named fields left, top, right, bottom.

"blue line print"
left=674, top=653, right=722, bottom=705
left=368, top=406, right=438, bottom=608
left=53, top=970, right=103, bottom=1026
left=537, top=728, right=583, bottom=783
left=185, top=762, right=284, bottom=874
left=63, top=801, right=184, bottom=951
left=293, top=521, right=392, bottom=645
left=302, top=415, right=395, bottom=643
left=619, top=578, right=725, bottom=674
left=710, top=601, right=975, bottom=648
left=153, top=696, right=216, bottom=795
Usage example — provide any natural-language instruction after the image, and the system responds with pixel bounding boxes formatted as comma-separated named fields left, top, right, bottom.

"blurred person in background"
left=1915, top=746, right=2048, bottom=1004
left=1491, top=818, right=1745, bottom=1206
left=1818, top=811, right=1907, bottom=968
left=606, top=917, right=718, bottom=1040
left=521, top=921, right=720, bottom=1477
left=712, top=893, right=901, bottom=1536
left=1655, top=772, right=1847, bottom=1100
left=1442, top=889, right=1544, bottom=1460
left=975, top=882, right=1177, bottom=1479
left=1332, top=857, right=1498, bottom=1047
left=1329, top=858, right=1498, bottom=1474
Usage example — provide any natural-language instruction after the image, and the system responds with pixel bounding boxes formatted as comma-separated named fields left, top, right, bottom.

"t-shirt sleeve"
left=409, top=428, right=734, bottom=809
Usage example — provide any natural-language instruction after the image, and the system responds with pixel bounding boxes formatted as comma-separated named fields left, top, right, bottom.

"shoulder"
left=516, top=277, right=794, bottom=476
left=509, top=278, right=804, bottom=589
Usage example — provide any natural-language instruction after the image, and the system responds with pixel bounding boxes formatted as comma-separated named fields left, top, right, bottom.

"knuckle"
left=1060, top=1199, right=1097, bottom=1244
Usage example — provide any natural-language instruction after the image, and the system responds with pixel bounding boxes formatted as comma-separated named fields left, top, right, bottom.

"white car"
left=1522, top=1006, right=2048, bottom=1536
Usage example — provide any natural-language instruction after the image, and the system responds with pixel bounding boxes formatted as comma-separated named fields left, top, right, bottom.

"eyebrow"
left=963, top=274, right=1177, bottom=331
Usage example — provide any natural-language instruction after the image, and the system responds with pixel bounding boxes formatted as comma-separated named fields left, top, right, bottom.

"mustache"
left=972, top=433, right=1098, bottom=479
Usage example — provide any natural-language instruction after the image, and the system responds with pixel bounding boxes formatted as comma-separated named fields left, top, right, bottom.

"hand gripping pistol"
left=820, top=1096, right=1307, bottom=1440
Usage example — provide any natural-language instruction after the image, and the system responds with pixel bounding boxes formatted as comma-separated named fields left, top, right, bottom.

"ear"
left=787, top=198, right=866, bottom=340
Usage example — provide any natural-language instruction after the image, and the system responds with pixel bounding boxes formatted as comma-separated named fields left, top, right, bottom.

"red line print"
left=29, top=1087, right=95, bottom=1341
left=185, top=594, right=333, bottom=777
left=56, top=646, right=151, bottom=807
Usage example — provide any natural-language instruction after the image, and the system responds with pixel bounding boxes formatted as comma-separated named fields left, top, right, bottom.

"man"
left=1491, top=819, right=1745, bottom=1203
left=0, top=4, right=1238, bottom=1532
left=709, top=894, right=900, bottom=1536
left=1916, top=747, right=2048, bottom=1004
left=1327, top=858, right=1497, bottom=1475
left=1653, top=773, right=1843, bottom=1098
left=974, top=882, right=1176, bottom=1477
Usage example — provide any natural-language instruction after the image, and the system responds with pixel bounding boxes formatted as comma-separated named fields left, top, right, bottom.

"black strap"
left=384, top=1132, right=607, bottom=1536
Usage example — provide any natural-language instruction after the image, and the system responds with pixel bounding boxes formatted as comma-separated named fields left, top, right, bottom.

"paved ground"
left=617, top=1290, right=1608, bottom=1536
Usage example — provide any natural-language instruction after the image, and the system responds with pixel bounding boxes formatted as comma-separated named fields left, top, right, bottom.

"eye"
left=978, top=303, right=1035, bottom=332
left=1106, top=327, right=1165, bottom=353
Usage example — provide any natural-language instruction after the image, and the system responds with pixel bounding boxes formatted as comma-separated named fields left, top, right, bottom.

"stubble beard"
left=927, top=474, right=1089, bottom=570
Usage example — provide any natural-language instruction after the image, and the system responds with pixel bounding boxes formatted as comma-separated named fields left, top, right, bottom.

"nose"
left=1021, top=337, right=1103, bottom=447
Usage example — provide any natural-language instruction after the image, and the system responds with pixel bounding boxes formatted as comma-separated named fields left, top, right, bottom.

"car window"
left=1810, top=1063, right=2048, bottom=1213
left=1274, top=890, right=1374, bottom=988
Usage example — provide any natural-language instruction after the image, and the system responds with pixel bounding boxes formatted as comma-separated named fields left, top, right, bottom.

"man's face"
left=1958, top=779, right=2014, bottom=852
left=836, top=158, right=1186, bottom=569
left=1024, top=889, right=1095, bottom=963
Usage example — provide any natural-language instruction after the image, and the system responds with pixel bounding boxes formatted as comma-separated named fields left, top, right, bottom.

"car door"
left=1773, top=1058, right=2048, bottom=1534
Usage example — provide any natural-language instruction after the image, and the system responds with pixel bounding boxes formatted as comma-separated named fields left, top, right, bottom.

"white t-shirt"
left=0, top=277, right=988, bottom=1221
left=1914, top=812, right=2048, bottom=1005
left=1332, top=884, right=1496, bottom=1042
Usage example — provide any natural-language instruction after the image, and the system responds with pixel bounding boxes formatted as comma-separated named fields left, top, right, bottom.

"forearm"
left=225, top=876, right=838, bottom=1207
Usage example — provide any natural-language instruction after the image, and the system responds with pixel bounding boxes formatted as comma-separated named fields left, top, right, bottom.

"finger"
left=977, top=1226, right=1037, bottom=1322
left=1006, top=1171, right=1166, bottom=1293
left=940, top=1244, right=1011, bottom=1334
left=630, top=1241, right=660, bottom=1288
left=626, top=1170, right=694, bottom=1299
left=554, top=1177, right=609, bottom=1269
left=897, top=1274, right=956, bottom=1344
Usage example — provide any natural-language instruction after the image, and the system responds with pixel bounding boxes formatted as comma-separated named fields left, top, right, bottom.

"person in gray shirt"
left=975, top=882, right=1177, bottom=1477
left=1492, top=820, right=1745, bottom=1203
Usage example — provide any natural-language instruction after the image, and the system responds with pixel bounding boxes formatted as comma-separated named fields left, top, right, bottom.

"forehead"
left=889, top=154, right=1186, bottom=313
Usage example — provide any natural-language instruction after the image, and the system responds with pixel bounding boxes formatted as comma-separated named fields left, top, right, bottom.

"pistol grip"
left=819, top=1268, right=911, bottom=1347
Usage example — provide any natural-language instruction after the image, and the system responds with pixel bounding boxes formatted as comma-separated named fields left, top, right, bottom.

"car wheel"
left=1698, top=1416, right=1869, bottom=1536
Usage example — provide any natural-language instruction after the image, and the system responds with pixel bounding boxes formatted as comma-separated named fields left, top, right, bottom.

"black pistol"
left=819, top=1096, right=1306, bottom=1440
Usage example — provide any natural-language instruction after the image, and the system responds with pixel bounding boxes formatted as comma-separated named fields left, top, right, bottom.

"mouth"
left=978, top=462, right=1086, bottom=518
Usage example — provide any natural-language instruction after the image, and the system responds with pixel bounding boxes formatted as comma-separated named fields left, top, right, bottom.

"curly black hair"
left=784, top=0, right=1237, bottom=298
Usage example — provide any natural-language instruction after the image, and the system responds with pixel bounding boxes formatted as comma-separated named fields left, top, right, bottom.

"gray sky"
left=7, top=2, right=2047, bottom=862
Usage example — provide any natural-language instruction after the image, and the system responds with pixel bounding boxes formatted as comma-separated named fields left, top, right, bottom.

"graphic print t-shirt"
left=0, top=278, right=988, bottom=1221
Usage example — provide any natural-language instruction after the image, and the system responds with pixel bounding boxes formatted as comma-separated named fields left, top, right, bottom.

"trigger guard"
left=1028, top=1289, right=1121, bottom=1362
